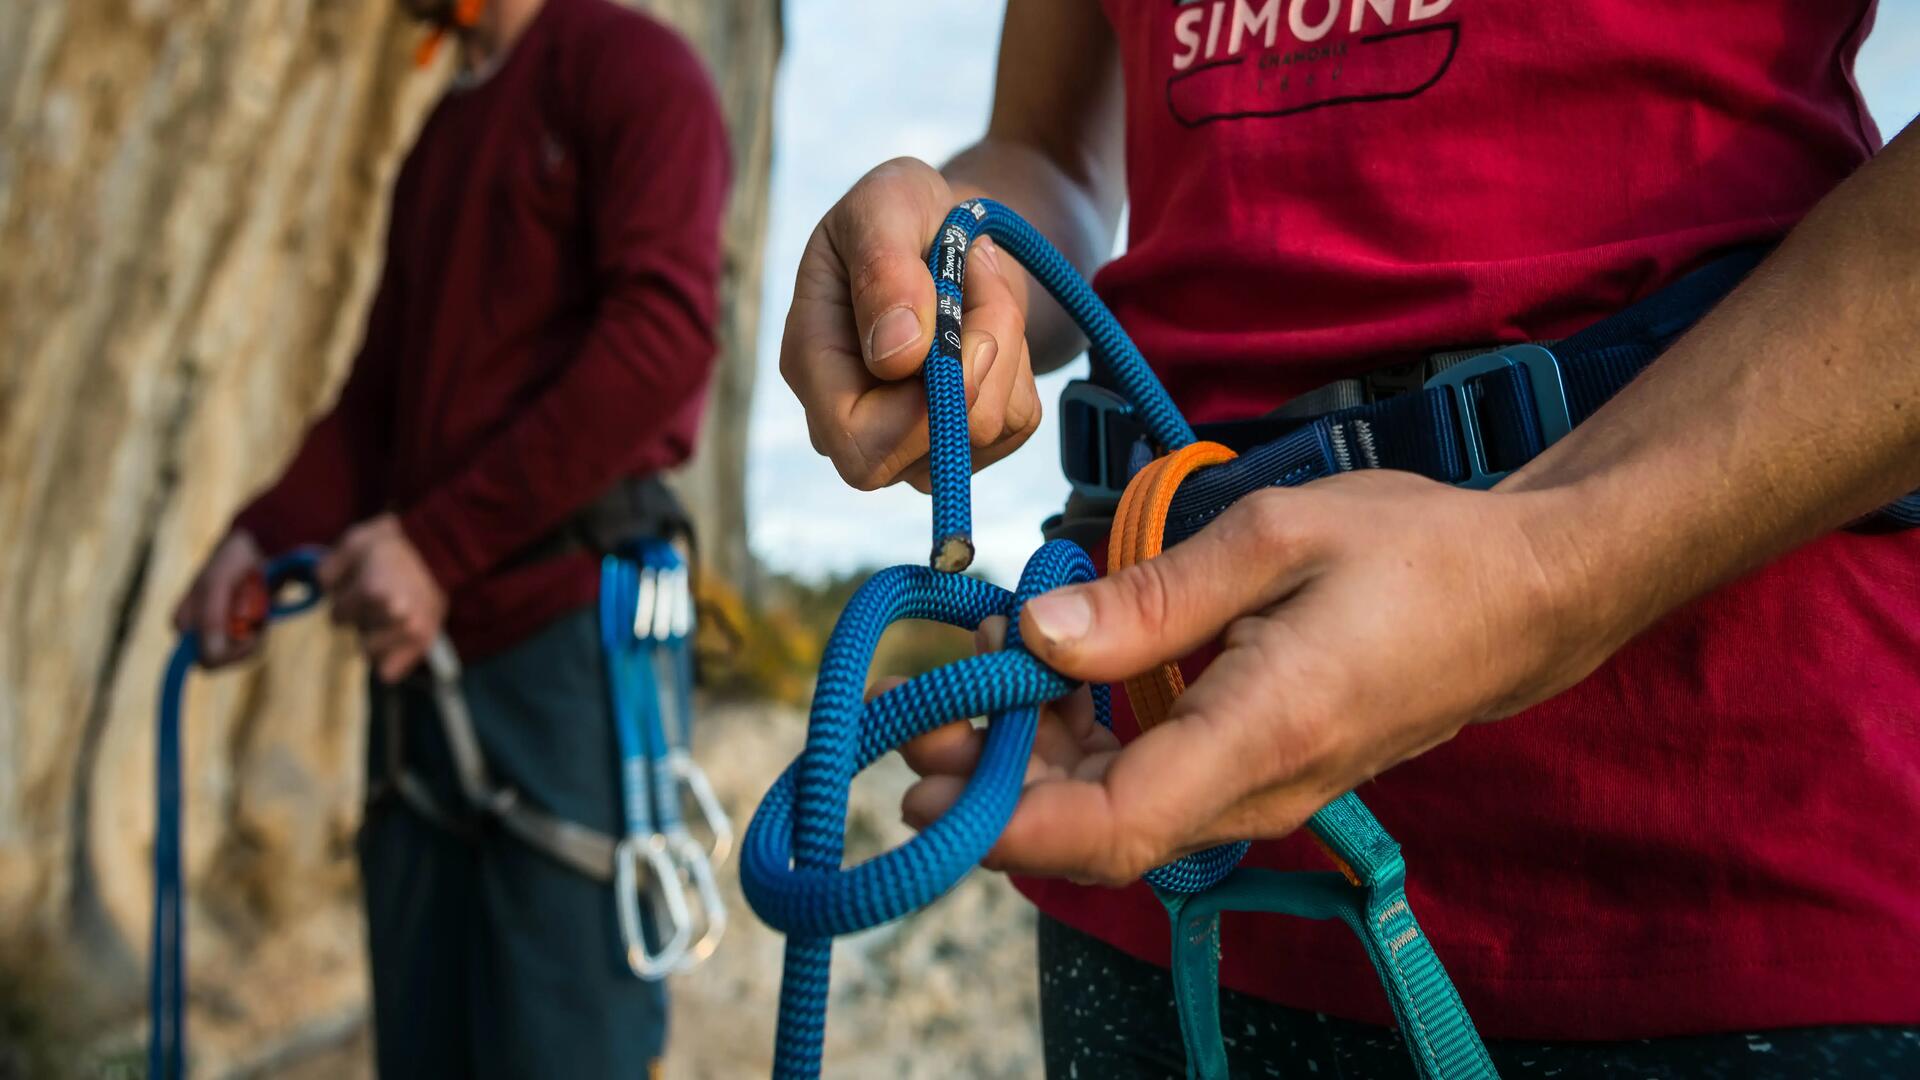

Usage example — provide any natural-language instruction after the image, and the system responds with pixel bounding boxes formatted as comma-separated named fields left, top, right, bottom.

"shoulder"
left=552, top=0, right=721, bottom=115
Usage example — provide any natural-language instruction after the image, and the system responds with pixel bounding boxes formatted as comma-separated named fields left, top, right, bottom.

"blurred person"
left=781, top=0, right=1920, bottom=1075
left=171, top=0, right=729, bottom=1074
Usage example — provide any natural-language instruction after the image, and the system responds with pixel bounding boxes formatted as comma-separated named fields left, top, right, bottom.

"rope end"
left=931, top=535, right=975, bottom=574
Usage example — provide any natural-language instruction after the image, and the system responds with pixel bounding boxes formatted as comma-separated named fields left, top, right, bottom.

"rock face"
left=0, top=1, right=776, bottom=1073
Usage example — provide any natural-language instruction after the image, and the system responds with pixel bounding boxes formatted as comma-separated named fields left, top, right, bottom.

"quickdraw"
left=152, top=550, right=324, bottom=1080
left=739, top=199, right=1492, bottom=1078
left=599, top=541, right=730, bottom=979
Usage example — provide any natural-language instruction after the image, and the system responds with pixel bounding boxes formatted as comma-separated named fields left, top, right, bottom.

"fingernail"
left=1024, top=591, right=1091, bottom=648
left=973, top=236, right=1001, bottom=275
left=867, top=305, right=921, bottom=364
left=967, top=336, right=997, bottom=396
left=206, top=631, right=227, bottom=657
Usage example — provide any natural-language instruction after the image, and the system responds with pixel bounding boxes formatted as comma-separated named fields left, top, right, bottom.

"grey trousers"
left=358, top=606, right=667, bottom=1079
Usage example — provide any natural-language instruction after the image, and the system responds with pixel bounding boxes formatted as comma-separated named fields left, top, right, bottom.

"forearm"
left=1510, top=125, right=1920, bottom=648
left=943, top=137, right=1120, bottom=372
left=942, top=0, right=1125, bottom=373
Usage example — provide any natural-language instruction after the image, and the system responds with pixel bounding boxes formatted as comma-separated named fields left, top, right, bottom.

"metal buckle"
left=1058, top=379, right=1148, bottom=502
left=1423, top=345, right=1572, bottom=489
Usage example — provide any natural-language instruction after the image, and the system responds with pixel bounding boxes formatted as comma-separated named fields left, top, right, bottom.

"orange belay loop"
left=1107, top=440, right=1362, bottom=887
left=1107, top=441, right=1237, bottom=731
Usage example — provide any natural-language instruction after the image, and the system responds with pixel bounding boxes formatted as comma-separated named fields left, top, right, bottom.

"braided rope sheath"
left=743, top=201, right=1489, bottom=1078
left=923, top=200, right=1197, bottom=571
left=744, top=202, right=1231, bottom=1078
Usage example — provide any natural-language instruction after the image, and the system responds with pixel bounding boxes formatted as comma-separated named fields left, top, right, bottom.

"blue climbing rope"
left=742, top=199, right=1495, bottom=1079
left=923, top=199, right=1196, bottom=571
left=743, top=201, right=1249, bottom=1077
left=152, top=549, right=323, bottom=1080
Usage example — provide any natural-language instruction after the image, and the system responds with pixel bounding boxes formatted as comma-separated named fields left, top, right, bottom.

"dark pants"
left=1037, top=914, right=1920, bottom=1079
left=358, top=607, right=666, bottom=1079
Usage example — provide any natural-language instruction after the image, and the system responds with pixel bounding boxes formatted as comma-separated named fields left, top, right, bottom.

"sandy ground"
left=271, top=698, right=1043, bottom=1079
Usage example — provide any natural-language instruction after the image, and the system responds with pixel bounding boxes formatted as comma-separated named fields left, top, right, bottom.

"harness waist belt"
left=1056, top=247, right=1920, bottom=532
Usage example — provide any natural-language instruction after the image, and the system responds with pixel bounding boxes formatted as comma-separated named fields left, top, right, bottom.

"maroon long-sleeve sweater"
left=235, top=0, right=730, bottom=658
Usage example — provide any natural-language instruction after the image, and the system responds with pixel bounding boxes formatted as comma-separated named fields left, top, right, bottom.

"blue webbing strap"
left=601, top=555, right=671, bottom=840
left=744, top=199, right=1487, bottom=1079
left=1166, top=245, right=1920, bottom=539
left=601, top=542, right=724, bottom=979
left=152, top=550, right=324, bottom=1080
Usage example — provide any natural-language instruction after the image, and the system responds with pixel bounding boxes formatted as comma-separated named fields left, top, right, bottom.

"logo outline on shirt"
left=1161, top=0, right=1462, bottom=129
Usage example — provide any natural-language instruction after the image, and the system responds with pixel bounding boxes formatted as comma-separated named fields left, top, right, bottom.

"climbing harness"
left=152, top=550, right=324, bottom=1080
left=742, top=199, right=1920, bottom=1078
left=365, top=542, right=729, bottom=975
left=599, top=541, right=730, bottom=979
left=366, top=546, right=731, bottom=977
left=1110, top=442, right=1488, bottom=1079
left=157, top=537, right=732, bottom=1072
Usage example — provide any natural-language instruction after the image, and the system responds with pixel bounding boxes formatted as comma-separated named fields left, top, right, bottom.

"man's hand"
left=899, top=472, right=1617, bottom=886
left=320, top=513, right=448, bottom=683
left=172, top=530, right=269, bottom=668
left=780, top=157, right=1041, bottom=493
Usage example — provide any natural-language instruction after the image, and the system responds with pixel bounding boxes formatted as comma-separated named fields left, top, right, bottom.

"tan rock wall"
left=0, top=1, right=776, bottom=1072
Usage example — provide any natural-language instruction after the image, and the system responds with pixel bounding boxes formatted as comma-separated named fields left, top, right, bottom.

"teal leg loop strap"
left=1162, top=793, right=1499, bottom=1080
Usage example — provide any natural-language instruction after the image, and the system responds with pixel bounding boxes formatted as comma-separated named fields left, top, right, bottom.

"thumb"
left=827, top=158, right=949, bottom=380
left=1019, top=491, right=1321, bottom=682
left=317, top=540, right=359, bottom=591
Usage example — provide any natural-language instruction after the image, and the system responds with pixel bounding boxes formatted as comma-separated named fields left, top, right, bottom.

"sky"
left=747, top=0, right=1920, bottom=589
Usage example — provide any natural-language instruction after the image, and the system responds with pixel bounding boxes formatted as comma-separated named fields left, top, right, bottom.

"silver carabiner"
left=613, top=832, right=693, bottom=980
left=670, top=749, right=734, bottom=867
left=664, top=828, right=727, bottom=970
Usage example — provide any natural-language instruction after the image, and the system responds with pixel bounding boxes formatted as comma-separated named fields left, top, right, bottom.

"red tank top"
left=1016, top=0, right=1920, bottom=1039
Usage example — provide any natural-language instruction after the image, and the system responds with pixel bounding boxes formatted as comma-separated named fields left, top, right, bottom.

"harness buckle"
left=1059, top=379, right=1151, bottom=502
left=1424, top=345, right=1572, bottom=489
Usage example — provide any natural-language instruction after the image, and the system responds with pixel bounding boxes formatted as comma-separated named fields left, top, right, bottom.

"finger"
left=972, top=615, right=1008, bottom=654
left=1050, top=684, right=1105, bottom=748
left=901, top=773, right=965, bottom=831
left=823, top=158, right=949, bottom=380
left=194, top=573, right=234, bottom=660
left=898, top=719, right=984, bottom=778
left=900, top=459, right=933, bottom=495
left=329, top=570, right=389, bottom=633
left=1000, top=340, right=1043, bottom=443
left=810, top=302, right=999, bottom=491
left=1019, top=489, right=1327, bottom=683
left=366, top=623, right=428, bottom=684
left=957, top=238, right=1026, bottom=450
left=317, top=539, right=359, bottom=592
left=981, top=702, right=1273, bottom=884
